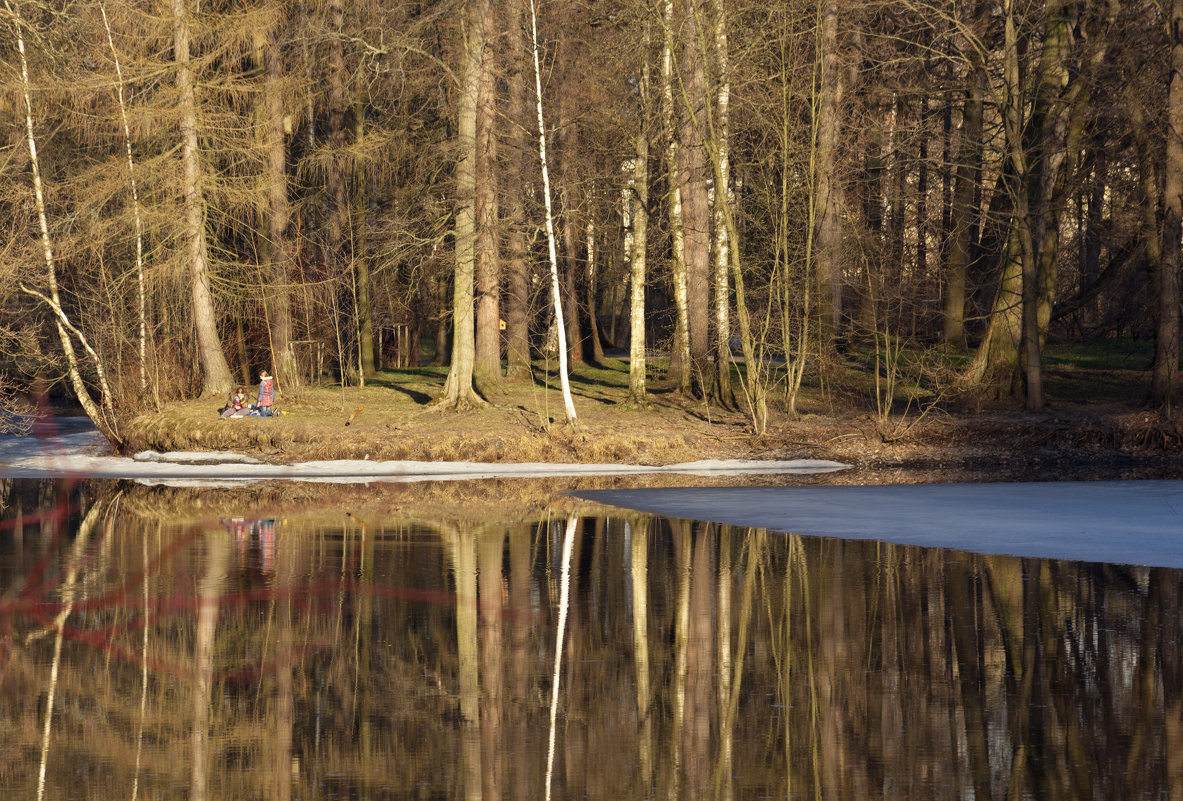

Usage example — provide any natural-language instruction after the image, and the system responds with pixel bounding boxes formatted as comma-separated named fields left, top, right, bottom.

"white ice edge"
left=0, top=441, right=850, bottom=486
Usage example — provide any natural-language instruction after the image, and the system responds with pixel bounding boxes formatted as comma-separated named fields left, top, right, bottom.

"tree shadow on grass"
left=365, top=374, right=435, bottom=405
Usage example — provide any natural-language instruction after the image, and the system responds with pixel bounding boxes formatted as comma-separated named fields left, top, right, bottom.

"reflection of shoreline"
left=224, top=517, right=279, bottom=574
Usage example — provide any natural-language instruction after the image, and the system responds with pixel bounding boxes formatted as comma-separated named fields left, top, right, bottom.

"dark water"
left=0, top=478, right=1180, bottom=800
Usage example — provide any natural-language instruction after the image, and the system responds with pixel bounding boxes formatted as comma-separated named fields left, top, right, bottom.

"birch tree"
left=529, top=0, right=578, bottom=427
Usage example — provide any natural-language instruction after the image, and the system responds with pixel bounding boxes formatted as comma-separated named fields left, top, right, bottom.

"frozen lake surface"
left=577, top=480, right=1183, bottom=568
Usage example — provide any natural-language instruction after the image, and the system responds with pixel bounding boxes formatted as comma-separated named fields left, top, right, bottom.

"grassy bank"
left=123, top=346, right=1183, bottom=470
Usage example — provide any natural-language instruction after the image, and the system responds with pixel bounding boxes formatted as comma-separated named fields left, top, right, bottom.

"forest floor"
left=122, top=341, right=1183, bottom=483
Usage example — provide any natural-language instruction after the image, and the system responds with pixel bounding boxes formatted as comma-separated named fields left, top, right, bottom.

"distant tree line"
left=2, top=0, right=1180, bottom=442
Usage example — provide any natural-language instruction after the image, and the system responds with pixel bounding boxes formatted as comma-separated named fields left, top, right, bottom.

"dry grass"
left=120, top=352, right=1183, bottom=480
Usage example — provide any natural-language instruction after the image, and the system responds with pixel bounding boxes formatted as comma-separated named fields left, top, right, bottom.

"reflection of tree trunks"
left=683, top=525, right=713, bottom=801
left=479, top=528, right=505, bottom=801
left=448, top=525, right=482, bottom=801
left=35, top=500, right=102, bottom=801
left=1127, top=571, right=1161, bottom=798
left=1043, top=568, right=1091, bottom=801
left=271, top=528, right=295, bottom=801
left=192, top=533, right=229, bottom=801
left=1005, top=559, right=1041, bottom=801
left=945, top=553, right=991, bottom=801
left=1160, top=571, right=1183, bottom=798
left=545, top=516, right=577, bottom=801
left=668, top=519, right=692, bottom=801
left=714, top=529, right=760, bottom=799
left=715, top=527, right=733, bottom=801
left=630, top=517, right=654, bottom=788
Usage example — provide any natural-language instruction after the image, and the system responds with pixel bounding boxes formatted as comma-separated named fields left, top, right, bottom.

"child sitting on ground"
left=220, top=387, right=248, bottom=419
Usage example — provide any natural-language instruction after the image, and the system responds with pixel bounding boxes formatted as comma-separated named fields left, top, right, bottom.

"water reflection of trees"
left=0, top=478, right=1179, bottom=800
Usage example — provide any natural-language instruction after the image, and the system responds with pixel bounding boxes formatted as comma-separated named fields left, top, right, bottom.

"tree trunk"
left=586, top=217, right=605, bottom=363
left=662, top=0, right=692, bottom=393
left=1002, top=0, right=1043, bottom=409
left=711, top=0, right=735, bottom=408
left=503, top=0, right=532, bottom=380
left=354, top=76, right=375, bottom=378
left=171, top=0, right=233, bottom=396
left=629, top=33, right=651, bottom=406
left=528, top=0, right=578, bottom=426
left=474, top=5, right=503, bottom=393
left=678, top=0, right=712, bottom=397
left=439, top=0, right=491, bottom=409
left=1153, top=0, right=1183, bottom=406
left=265, top=15, right=297, bottom=387
left=560, top=183, right=585, bottom=364
left=815, top=0, right=845, bottom=348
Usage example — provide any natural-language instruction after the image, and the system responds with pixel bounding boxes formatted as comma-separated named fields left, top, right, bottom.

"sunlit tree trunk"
left=586, top=217, right=605, bottom=362
left=474, top=6, right=503, bottom=393
left=711, top=0, right=735, bottom=408
left=528, top=0, right=578, bottom=426
left=503, top=0, right=532, bottom=380
left=100, top=2, right=151, bottom=404
left=559, top=182, right=585, bottom=365
left=662, top=0, right=692, bottom=393
left=264, top=13, right=297, bottom=387
left=171, top=0, right=233, bottom=397
left=815, top=0, right=846, bottom=347
left=353, top=76, right=375, bottom=378
left=439, top=0, right=491, bottom=408
left=678, top=0, right=712, bottom=397
left=11, top=2, right=120, bottom=444
left=628, top=29, right=652, bottom=406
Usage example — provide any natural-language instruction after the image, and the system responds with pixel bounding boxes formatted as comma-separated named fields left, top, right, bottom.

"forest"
left=2, top=0, right=1180, bottom=447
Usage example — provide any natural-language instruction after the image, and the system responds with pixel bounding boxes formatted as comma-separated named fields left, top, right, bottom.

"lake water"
left=1, top=476, right=1180, bottom=800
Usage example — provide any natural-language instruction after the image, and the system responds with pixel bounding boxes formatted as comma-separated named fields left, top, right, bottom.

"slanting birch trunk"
left=100, top=2, right=151, bottom=404
left=10, top=1, right=121, bottom=445
left=662, top=0, right=692, bottom=393
left=171, top=0, right=234, bottom=396
left=439, top=0, right=490, bottom=408
left=528, top=0, right=578, bottom=427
